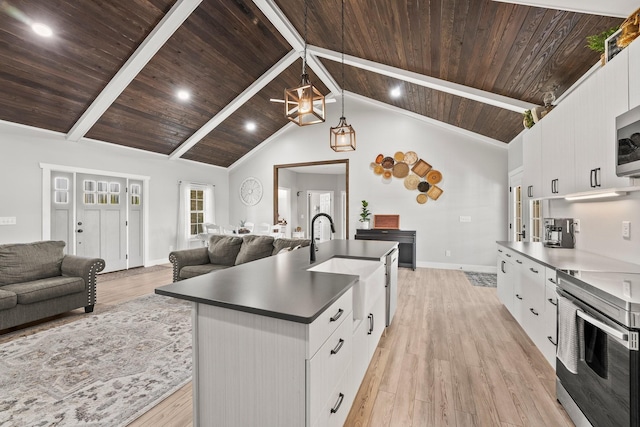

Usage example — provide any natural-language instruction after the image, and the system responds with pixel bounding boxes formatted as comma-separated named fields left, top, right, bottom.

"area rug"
left=0, top=293, right=192, bottom=426
left=464, top=271, right=498, bottom=287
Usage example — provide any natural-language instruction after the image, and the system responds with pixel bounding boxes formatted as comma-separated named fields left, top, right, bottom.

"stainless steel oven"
left=556, top=270, right=640, bottom=427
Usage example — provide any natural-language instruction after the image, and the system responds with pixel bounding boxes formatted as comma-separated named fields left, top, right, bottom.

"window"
left=190, top=189, right=204, bottom=236
left=130, top=184, right=141, bottom=206
left=530, top=200, right=542, bottom=242
left=54, top=177, right=69, bottom=204
left=83, top=180, right=97, bottom=205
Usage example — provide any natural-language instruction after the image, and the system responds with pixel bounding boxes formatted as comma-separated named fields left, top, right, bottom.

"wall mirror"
left=274, top=159, right=349, bottom=241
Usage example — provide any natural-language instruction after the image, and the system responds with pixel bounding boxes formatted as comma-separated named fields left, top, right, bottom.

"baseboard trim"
left=415, top=262, right=497, bottom=274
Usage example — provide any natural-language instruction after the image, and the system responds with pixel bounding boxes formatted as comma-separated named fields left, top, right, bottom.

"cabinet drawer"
left=312, top=363, right=352, bottom=427
left=308, top=289, right=352, bottom=358
left=307, top=316, right=352, bottom=426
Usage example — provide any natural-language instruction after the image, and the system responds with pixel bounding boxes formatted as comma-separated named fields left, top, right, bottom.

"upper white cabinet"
left=572, top=50, right=631, bottom=192
left=522, top=124, right=542, bottom=198
left=525, top=42, right=638, bottom=197
left=541, top=97, right=575, bottom=197
left=630, top=39, right=640, bottom=110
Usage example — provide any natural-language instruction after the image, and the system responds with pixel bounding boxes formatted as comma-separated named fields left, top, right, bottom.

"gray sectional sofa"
left=0, top=240, right=105, bottom=330
left=169, top=234, right=310, bottom=282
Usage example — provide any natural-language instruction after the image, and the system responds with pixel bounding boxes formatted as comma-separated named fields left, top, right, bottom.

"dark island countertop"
left=155, top=239, right=398, bottom=324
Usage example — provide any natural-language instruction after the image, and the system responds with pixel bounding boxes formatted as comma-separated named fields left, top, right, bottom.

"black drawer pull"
left=330, top=309, right=344, bottom=322
left=516, top=260, right=523, bottom=264
left=548, top=336, right=557, bottom=346
left=530, top=308, right=539, bottom=316
left=548, top=298, right=557, bottom=306
left=548, top=277, right=556, bottom=284
left=530, top=268, right=539, bottom=274
left=367, top=313, right=374, bottom=335
left=330, top=338, right=345, bottom=355
left=330, top=393, right=345, bottom=414
left=515, top=294, right=523, bottom=300
left=505, top=253, right=512, bottom=258
left=498, top=249, right=503, bottom=253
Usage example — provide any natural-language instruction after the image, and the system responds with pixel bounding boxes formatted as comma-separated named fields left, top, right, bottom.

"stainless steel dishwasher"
left=385, top=248, right=398, bottom=326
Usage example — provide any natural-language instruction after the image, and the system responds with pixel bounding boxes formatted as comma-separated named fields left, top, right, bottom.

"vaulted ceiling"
left=0, top=0, right=629, bottom=167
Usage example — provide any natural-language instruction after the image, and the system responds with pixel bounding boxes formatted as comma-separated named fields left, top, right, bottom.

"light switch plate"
left=573, top=219, right=580, bottom=233
left=459, top=216, right=471, bottom=222
left=0, top=217, right=16, bottom=225
left=623, top=221, right=631, bottom=238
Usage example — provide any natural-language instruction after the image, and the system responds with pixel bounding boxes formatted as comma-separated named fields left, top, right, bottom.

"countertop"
left=496, top=241, right=640, bottom=273
left=155, top=239, right=398, bottom=324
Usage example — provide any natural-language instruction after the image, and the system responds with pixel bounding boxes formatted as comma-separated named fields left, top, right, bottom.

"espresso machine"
left=543, top=218, right=575, bottom=248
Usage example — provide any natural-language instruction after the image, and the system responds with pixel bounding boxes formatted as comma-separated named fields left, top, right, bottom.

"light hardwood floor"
left=0, top=266, right=573, bottom=427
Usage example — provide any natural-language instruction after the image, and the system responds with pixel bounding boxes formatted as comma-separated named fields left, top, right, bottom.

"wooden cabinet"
left=522, top=124, right=542, bottom=198
left=629, top=39, right=640, bottom=110
left=355, top=229, right=416, bottom=270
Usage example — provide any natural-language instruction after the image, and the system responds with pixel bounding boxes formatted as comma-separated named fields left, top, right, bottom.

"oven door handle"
left=577, top=310, right=628, bottom=342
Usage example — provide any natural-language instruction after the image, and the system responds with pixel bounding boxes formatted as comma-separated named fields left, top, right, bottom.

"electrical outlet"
left=623, top=221, right=631, bottom=239
left=445, top=250, right=451, bottom=256
left=459, top=216, right=471, bottom=222
left=623, top=280, right=632, bottom=298
left=573, top=219, right=580, bottom=233
left=0, top=217, right=16, bottom=225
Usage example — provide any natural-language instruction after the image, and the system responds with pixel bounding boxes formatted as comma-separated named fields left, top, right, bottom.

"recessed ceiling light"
left=176, top=90, right=190, bottom=101
left=32, top=23, right=52, bottom=37
left=246, top=122, right=257, bottom=132
left=390, top=87, right=402, bottom=98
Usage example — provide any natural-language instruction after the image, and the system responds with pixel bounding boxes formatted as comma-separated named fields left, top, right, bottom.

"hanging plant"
left=586, top=27, right=619, bottom=53
left=523, top=110, right=534, bottom=129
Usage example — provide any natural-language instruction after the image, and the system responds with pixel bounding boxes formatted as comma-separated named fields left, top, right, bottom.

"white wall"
left=0, top=121, right=229, bottom=265
left=229, top=96, right=509, bottom=271
left=548, top=192, right=640, bottom=265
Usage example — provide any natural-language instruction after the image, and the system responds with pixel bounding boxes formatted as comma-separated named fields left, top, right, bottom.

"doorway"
left=307, top=190, right=334, bottom=243
left=45, top=164, right=148, bottom=273
left=509, top=170, right=525, bottom=242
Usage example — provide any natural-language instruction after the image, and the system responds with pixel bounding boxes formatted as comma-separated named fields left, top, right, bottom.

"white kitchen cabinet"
left=573, top=47, right=632, bottom=192
left=630, top=39, right=640, bottom=110
left=497, top=247, right=515, bottom=313
left=541, top=95, right=575, bottom=197
left=522, top=124, right=542, bottom=198
left=540, top=267, right=558, bottom=367
left=497, top=244, right=556, bottom=369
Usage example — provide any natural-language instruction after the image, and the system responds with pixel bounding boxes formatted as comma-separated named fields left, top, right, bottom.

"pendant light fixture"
left=329, top=0, right=356, bottom=152
left=285, top=0, right=325, bottom=126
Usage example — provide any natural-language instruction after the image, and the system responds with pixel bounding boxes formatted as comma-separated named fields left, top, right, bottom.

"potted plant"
left=586, top=27, right=619, bottom=64
left=359, top=200, right=371, bottom=229
left=523, top=109, right=534, bottom=129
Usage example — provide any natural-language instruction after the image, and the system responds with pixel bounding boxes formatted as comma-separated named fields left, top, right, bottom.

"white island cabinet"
left=156, top=240, right=398, bottom=427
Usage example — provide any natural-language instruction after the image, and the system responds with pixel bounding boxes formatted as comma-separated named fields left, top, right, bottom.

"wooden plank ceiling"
left=0, top=0, right=624, bottom=167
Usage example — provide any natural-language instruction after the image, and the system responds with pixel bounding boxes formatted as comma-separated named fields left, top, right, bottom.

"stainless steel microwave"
left=616, top=104, right=640, bottom=177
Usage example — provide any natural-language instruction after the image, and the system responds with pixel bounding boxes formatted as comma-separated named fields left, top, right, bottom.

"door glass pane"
left=54, top=177, right=69, bottom=191
left=84, top=180, right=96, bottom=192
left=131, top=195, right=141, bottom=205
left=54, top=191, right=68, bottom=204
left=131, top=184, right=141, bottom=195
left=84, top=193, right=96, bottom=204
left=109, top=182, right=120, bottom=193
left=97, top=181, right=108, bottom=193
left=110, top=194, right=120, bottom=204
left=98, top=194, right=108, bottom=204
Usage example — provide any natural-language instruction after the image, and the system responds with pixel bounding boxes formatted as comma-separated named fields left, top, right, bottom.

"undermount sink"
left=307, top=258, right=385, bottom=320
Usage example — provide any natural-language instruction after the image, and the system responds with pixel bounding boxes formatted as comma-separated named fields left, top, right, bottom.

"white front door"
left=76, top=174, right=127, bottom=272
left=308, top=191, right=334, bottom=243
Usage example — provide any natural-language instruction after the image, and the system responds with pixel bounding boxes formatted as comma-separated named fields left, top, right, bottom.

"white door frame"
left=40, top=163, right=150, bottom=266
left=508, top=167, right=524, bottom=242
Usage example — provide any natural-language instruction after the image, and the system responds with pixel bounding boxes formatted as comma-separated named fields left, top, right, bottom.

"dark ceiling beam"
left=66, top=0, right=202, bottom=142
left=308, top=45, right=538, bottom=114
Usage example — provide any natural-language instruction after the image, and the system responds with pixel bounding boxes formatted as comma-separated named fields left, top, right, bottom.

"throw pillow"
left=235, top=235, right=275, bottom=265
left=271, top=238, right=311, bottom=256
left=0, top=241, right=65, bottom=285
left=207, top=235, right=243, bottom=266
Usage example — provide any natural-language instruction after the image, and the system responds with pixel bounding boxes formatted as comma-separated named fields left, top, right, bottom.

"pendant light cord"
left=302, top=0, right=308, bottom=76
left=341, top=0, right=345, bottom=117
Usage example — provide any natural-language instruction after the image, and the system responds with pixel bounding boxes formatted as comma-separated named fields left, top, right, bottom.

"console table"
left=355, top=229, right=416, bottom=270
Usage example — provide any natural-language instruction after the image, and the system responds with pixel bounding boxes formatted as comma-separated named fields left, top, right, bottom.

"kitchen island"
left=156, top=239, right=398, bottom=427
